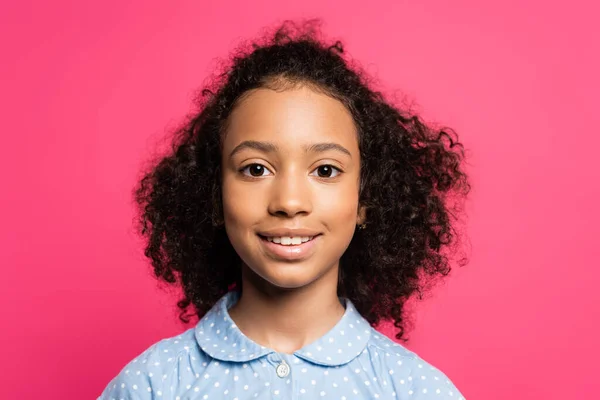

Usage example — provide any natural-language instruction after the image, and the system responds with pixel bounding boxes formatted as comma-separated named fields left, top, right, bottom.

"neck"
left=227, top=264, right=346, bottom=355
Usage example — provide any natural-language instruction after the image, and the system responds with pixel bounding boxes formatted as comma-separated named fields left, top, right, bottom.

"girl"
left=99, top=20, right=470, bottom=400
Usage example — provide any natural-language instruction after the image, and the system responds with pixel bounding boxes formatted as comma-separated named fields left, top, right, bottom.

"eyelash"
left=240, top=163, right=343, bottom=178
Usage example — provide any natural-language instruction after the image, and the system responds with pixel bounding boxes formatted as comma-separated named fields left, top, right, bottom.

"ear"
left=356, top=204, right=367, bottom=225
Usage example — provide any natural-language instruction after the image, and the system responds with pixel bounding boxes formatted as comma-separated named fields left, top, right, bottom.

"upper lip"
left=258, top=229, right=322, bottom=238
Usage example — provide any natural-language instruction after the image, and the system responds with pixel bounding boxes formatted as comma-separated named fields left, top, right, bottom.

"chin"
left=252, top=264, right=322, bottom=290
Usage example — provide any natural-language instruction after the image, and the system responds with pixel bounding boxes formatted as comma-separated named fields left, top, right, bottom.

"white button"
left=276, top=361, right=290, bottom=378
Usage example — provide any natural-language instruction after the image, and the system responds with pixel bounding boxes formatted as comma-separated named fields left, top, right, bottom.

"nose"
left=267, top=169, right=313, bottom=218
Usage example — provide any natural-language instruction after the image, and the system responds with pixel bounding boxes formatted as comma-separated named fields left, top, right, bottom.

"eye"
left=241, top=163, right=272, bottom=177
left=310, top=165, right=342, bottom=178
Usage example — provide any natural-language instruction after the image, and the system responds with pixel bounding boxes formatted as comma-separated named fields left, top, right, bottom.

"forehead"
left=223, top=86, right=358, bottom=150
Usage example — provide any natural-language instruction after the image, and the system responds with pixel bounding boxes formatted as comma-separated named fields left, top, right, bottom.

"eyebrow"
left=229, top=140, right=352, bottom=158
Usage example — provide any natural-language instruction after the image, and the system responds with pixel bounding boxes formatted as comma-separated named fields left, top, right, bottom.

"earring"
left=358, top=223, right=367, bottom=230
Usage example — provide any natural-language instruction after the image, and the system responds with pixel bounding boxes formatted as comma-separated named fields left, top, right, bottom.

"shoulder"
left=97, top=327, right=205, bottom=400
left=366, top=329, right=466, bottom=399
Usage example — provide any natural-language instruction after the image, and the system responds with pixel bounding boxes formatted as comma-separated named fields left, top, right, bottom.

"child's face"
left=221, top=85, right=363, bottom=290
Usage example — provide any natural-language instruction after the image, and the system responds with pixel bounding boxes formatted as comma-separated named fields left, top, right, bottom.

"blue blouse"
left=98, top=291, right=465, bottom=399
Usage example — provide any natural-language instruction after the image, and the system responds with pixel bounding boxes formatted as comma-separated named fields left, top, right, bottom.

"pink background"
left=1, top=1, right=598, bottom=399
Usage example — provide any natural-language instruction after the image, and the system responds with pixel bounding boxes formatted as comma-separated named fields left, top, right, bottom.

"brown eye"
left=318, top=166, right=332, bottom=177
left=249, top=165, right=264, bottom=176
left=311, top=165, right=342, bottom=178
left=241, top=163, right=272, bottom=177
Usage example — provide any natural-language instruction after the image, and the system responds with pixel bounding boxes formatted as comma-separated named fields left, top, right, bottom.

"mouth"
left=258, top=235, right=317, bottom=245
left=257, top=233, right=321, bottom=261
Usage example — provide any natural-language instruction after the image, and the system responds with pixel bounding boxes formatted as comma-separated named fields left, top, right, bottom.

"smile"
left=258, top=234, right=320, bottom=261
left=264, top=236, right=314, bottom=245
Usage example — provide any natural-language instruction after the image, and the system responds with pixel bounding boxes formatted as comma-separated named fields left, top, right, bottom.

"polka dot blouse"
left=98, top=291, right=465, bottom=399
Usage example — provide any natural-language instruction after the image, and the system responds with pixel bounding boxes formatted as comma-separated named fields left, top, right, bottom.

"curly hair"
left=133, top=19, right=471, bottom=342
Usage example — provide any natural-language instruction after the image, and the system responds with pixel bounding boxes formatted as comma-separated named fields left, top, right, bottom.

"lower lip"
left=258, top=235, right=320, bottom=261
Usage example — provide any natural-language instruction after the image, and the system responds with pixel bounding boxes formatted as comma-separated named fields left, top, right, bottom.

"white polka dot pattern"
left=97, top=291, right=466, bottom=399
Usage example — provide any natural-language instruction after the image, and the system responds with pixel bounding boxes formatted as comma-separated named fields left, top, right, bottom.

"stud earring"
left=358, top=223, right=367, bottom=230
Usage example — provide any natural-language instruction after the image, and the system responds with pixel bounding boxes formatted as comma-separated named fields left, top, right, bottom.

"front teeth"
left=267, top=236, right=313, bottom=245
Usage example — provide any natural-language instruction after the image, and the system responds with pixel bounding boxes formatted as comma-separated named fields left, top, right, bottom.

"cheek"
left=221, top=175, right=268, bottom=239
left=317, top=183, right=361, bottom=227
left=222, top=179, right=249, bottom=225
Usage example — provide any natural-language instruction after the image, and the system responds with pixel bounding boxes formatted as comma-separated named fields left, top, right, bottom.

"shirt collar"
left=195, top=291, right=372, bottom=366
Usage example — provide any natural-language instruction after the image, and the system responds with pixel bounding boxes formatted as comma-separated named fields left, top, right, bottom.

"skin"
left=222, top=85, right=365, bottom=354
